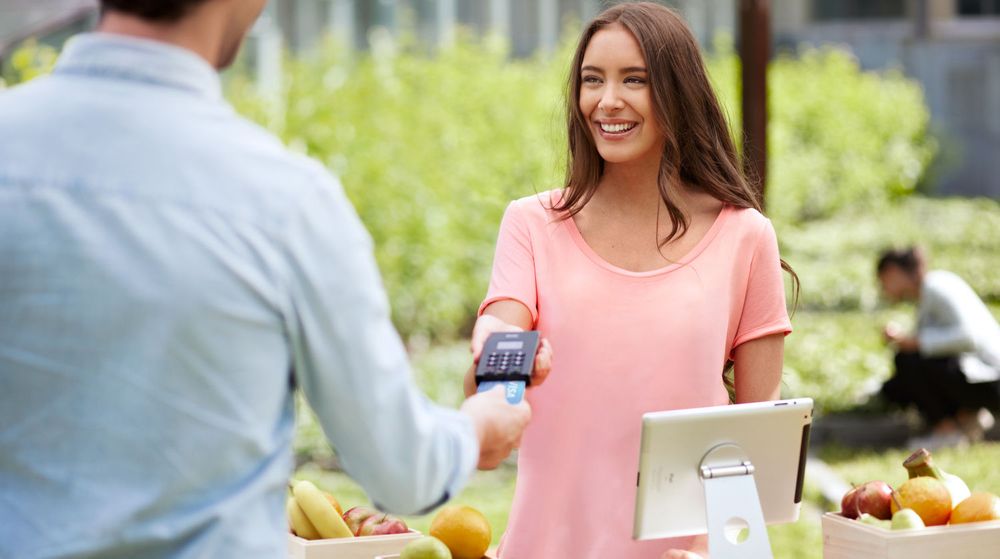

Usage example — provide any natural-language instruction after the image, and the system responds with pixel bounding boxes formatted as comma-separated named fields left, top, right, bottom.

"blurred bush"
left=229, top=34, right=569, bottom=342
left=4, top=35, right=946, bottom=339
left=226, top=35, right=941, bottom=339
left=0, top=39, right=59, bottom=87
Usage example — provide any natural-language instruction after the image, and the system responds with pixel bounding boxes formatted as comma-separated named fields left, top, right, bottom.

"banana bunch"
left=287, top=480, right=354, bottom=540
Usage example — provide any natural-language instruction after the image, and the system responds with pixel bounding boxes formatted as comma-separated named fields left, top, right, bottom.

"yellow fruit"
left=429, top=505, right=491, bottom=559
left=890, top=477, right=952, bottom=526
left=950, top=493, right=1000, bottom=525
left=292, top=480, right=354, bottom=539
left=287, top=495, right=321, bottom=540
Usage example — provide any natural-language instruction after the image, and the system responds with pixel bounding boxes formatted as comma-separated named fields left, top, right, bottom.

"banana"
left=287, top=495, right=321, bottom=540
left=292, top=480, right=354, bottom=539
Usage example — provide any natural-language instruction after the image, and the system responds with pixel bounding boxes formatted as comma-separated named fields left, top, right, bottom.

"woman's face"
left=579, top=23, right=664, bottom=166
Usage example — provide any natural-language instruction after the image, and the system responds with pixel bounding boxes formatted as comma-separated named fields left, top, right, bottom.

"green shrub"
left=780, top=196, right=1000, bottom=311
left=5, top=35, right=943, bottom=339
left=0, top=39, right=59, bottom=87
left=226, top=36, right=939, bottom=339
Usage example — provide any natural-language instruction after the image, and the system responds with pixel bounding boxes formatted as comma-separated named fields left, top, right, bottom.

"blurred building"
left=0, top=0, right=97, bottom=67
left=1, top=0, right=997, bottom=197
left=258, top=0, right=1000, bottom=198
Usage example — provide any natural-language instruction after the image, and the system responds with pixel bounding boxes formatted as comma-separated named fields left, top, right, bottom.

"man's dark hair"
left=100, top=0, right=211, bottom=22
left=877, top=246, right=925, bottom=275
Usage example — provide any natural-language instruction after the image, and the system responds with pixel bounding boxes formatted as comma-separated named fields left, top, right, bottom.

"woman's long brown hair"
left=555, top=1, right=798, bottom=307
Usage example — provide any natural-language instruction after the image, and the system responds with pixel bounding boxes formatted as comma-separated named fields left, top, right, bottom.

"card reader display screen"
left=496, top=341, right=524, bottom=350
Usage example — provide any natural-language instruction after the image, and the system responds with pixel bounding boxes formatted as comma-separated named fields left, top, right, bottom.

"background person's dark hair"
left=877, top=246, right=926, bottom=276
left=100, top=0, right=210, bottom=22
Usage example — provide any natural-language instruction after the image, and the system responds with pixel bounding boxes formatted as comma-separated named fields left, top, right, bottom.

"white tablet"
left=633, top=398, right=813, bottom=540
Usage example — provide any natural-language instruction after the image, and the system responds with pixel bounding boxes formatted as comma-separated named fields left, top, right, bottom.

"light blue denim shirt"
left=0, top=33, right=478, bottom=559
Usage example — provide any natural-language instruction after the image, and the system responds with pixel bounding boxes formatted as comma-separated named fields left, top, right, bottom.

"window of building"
left=811, top=0, right=906, bottom=21
left=958, top=0, right=1000, bottom=15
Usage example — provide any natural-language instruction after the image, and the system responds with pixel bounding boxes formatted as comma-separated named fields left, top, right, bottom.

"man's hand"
left=470, top=314, right=553, bottom=388
left=460, top=386, right=531, bottom=469
left=883, top=322, right=918, bottom=352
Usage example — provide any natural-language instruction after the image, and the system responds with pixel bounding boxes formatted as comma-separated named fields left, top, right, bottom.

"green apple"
left=891, top=508, right=925, bottom=530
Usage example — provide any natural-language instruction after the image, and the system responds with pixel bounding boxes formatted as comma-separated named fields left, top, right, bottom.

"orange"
left=429, top=505, right=491, bottom=559
left=950, top=493, right=1000, bottom=525
left=890, top=477, right=952, bottom=526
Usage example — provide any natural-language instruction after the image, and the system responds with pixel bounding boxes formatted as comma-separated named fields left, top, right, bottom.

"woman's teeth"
left=600, top=122, right=637, bottom=133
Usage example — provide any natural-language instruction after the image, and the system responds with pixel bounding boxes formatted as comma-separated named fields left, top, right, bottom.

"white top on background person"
left=0, top=1, right=530, bottom=558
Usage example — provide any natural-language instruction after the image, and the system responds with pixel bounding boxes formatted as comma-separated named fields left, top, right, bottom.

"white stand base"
left=700, top=444, right=773, bottom=559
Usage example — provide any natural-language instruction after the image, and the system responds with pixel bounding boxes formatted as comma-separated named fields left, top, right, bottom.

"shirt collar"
left=54, top=32, right=223, bottom=101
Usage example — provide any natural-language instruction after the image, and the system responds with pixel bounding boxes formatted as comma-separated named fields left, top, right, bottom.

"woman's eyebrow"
left=580, top=65, right=648, bottom=73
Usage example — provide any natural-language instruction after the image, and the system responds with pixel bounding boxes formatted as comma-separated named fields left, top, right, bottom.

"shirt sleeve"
left=918, top=283, right=976, bottom=357
left=478, top=200, right=538, bottom=323
left=731, top=218, right=792, bottom=354
left=282, top=165, right=478, bottom=515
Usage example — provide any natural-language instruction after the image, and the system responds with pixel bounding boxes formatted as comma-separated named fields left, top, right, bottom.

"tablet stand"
left=699, top=443, right=773, bottom=559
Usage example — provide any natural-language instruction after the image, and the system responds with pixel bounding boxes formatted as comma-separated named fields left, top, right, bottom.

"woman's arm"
left=733, top=333, right=785, bottom=403
left=463, top=299, right=552, bottom=398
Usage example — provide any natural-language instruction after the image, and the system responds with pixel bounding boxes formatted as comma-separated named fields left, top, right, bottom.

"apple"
left=357, top=513, right=409, bottom=537
left=841, top=480, right=893, bottom=520
left=342, top=506, right=379, bottom=536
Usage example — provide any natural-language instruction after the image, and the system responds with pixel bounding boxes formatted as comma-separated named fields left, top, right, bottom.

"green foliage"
left=1, top=39, right=59, bottom=87
left=766, top=48, right=938, bottom=223
left=226, top=36, right=939, bottom=340
left=780, top=196, right=1000, bottom=311
left=231, top=35, right=569, bottom=341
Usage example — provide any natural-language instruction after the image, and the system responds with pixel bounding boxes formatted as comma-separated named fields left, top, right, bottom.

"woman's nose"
left=598, top=84, right=625, bottom=113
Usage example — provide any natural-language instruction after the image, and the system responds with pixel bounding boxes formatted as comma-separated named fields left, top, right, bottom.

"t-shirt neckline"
left=563, top=203, right=731, bottom=278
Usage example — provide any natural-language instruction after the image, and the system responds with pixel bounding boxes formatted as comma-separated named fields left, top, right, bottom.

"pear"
left=891, top=508, right=926, bottom=530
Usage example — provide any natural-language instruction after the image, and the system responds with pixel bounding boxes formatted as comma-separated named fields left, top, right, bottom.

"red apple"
left=357, top=513, right=408, bottom=537
left=841, top=480, right=894, bottom=520
left=342, top=506, right=379, bottom=536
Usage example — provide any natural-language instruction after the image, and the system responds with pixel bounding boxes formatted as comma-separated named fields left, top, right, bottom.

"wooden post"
left=738, top=0, right=770, bottom=207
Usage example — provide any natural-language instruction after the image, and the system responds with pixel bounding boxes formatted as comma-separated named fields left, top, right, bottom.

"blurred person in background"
left=877, top=246, right=1000, bottom=449
left=0, top=1, right=530, bottom=557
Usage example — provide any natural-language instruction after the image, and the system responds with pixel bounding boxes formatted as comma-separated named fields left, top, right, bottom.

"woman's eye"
left=625, top=77, right=646, bottom=85
left=582, top=75, right=602, bottom=84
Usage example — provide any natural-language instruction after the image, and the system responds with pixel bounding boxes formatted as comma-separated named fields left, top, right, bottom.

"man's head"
left=876, top=247, right=925, bottom=303
left=99, top=0, right=267, bottom=69
left=100, top=0, right=210, bottom=22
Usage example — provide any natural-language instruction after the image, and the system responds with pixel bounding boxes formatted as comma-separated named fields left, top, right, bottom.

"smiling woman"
left=464, top=3, right=799, bottom=558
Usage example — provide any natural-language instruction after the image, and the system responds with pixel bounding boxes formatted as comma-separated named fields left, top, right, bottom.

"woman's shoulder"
left=507, top=189, right=566, bottom=222
left=721, top=205, right=775, bottom=241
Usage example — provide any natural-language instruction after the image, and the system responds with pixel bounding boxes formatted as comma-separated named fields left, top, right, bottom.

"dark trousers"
left=880, top=352, right=1000, bottom=428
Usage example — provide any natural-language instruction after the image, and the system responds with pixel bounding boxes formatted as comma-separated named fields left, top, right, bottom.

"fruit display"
left=287, top=480, right=408, bottom=541
left=837, top=447, right=1000, bottom=532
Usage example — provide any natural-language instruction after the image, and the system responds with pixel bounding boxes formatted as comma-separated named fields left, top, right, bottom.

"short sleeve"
left=478, top=201, right=538, bottom=323
left=731, top=218, right=792, bottom=352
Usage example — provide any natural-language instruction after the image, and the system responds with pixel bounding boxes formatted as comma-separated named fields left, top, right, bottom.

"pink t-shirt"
left=479, top=191, right=792, bottom=559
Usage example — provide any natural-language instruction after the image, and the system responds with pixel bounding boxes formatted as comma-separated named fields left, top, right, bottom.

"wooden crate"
left=288, top=531, right=422, bottom=559
left=822, top=512, right=1000, bottom=558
